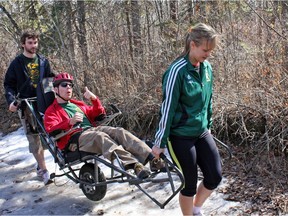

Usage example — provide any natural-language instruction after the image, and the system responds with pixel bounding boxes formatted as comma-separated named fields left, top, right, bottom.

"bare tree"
left=75, top=0, right=90, bottom=87
left=0, top=3, right=21, bottom=42
left=281, top=1, right=288, bottom=71
left=170, top=0, right=177, bottom=22
left=131, top=0, right=142, bottom=59
left=124, top=1, right=133, bottom=59
left=65, top=1, right=76, bottom=63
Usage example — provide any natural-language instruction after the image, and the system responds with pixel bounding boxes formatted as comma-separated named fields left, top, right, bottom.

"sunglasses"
left=60, top=82, right=74, bottom=88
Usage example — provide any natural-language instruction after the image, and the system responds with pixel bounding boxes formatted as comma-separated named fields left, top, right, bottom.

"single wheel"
left=79, top=163, right=107, bottom=201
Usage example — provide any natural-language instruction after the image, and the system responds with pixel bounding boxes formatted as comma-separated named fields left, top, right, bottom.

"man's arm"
left=44, top=104, right=71, bottom=134
left=82, top=87, right=106, bottom=121
left=4, top=61, right=18, bottom=107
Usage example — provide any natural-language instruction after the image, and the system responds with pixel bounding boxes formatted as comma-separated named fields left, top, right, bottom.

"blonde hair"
left=178, top=23, right=218, bottom=58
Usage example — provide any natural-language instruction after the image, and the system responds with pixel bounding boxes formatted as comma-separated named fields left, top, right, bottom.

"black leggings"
left=168, top=131, right=222, bottom=197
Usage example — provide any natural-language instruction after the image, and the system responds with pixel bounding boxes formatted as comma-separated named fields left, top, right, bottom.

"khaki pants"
left=20, top=107, right=45, bottom=154
left=78, top=126, right=152, bottom=168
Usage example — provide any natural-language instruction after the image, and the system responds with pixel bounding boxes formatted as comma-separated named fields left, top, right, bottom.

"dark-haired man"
left=4, top=29, right=54, bottom=185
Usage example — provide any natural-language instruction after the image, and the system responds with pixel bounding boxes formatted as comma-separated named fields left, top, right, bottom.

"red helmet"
left=53, top=72, right=74, bottom=87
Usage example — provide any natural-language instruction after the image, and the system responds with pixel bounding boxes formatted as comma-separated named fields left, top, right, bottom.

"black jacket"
left=4, top=53, right=54, bottom=107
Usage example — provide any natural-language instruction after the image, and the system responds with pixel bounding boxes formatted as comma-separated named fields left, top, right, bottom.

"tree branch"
left=0, top=3, right=21, bottom=36
left=244, top=1, right=287, bottom=40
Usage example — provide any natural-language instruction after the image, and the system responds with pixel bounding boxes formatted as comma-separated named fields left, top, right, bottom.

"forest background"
left=0, top=0, right=287, bottom=215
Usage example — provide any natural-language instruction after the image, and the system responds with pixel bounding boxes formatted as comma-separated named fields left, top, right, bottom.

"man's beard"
left=26, top=48, right=37, bottom=54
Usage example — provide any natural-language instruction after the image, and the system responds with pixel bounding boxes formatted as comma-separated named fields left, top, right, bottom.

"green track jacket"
left=155, top=55, right=213, bottom=148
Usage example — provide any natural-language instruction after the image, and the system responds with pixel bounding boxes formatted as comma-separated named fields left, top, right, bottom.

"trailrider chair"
left=18, top=77, right=185, bottom=209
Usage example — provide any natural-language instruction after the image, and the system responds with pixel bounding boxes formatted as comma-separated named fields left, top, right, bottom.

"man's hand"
left=83, top=87, right=97, bottom=100
left=9, top=102, right=18, bottom=112
left=69, top=112, right=83, bottom=125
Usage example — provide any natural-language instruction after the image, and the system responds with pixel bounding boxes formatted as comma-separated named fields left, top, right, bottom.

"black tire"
left=79, top=163, right=107, bottom=201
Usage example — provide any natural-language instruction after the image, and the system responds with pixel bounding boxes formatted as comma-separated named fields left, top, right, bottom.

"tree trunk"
left=155, top=1, right=163, bottom=33
left=131, top=0, right=142, bottom=59
left=257, top=0, right=264, bottom=61
left=186, top=0, right=193, bottom=23
left=170, top=0, right=177, bottom=22
left=124, top=1, right=133, bottom=60
left=65, top=1, right=76, bottom=62
left=76, top=0, right=90, bottom=87
left=281, top=1, right=288, bottom=71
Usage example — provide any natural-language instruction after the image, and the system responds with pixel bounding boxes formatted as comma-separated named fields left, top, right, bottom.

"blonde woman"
left=152, top=23, right=222, bottom=216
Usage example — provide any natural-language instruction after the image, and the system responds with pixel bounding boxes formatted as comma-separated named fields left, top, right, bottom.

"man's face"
left=22, top=37, right=38, bottom=54
left=55, top=82, right=74, bottom=101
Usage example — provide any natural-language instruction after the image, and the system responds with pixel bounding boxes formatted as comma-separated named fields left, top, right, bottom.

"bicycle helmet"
left=53, top=72, right=74, bottom=87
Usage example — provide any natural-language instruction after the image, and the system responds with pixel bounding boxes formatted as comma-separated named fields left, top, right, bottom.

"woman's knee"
left=203, top=173, right=222, bottom=190
left=180, top=186, right=197, bottom=197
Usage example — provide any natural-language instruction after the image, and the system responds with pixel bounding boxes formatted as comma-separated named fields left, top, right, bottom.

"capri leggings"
left=168, top=130, right=222, bottom=197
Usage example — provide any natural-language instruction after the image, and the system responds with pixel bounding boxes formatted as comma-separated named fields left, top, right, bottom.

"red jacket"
left=44, top=98, right=105, bottom=150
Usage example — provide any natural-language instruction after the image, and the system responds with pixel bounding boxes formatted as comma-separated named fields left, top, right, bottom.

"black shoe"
left=150, top=158, right=165, bottom=172
left=134, top=163, right=151, bottom=179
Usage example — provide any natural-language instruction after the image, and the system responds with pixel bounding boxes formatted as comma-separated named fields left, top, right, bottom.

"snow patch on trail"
left=0, top=127, right=241, bottom=215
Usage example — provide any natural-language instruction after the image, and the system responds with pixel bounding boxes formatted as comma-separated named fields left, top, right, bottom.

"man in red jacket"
left=44, top=72, right=163, bottom=179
